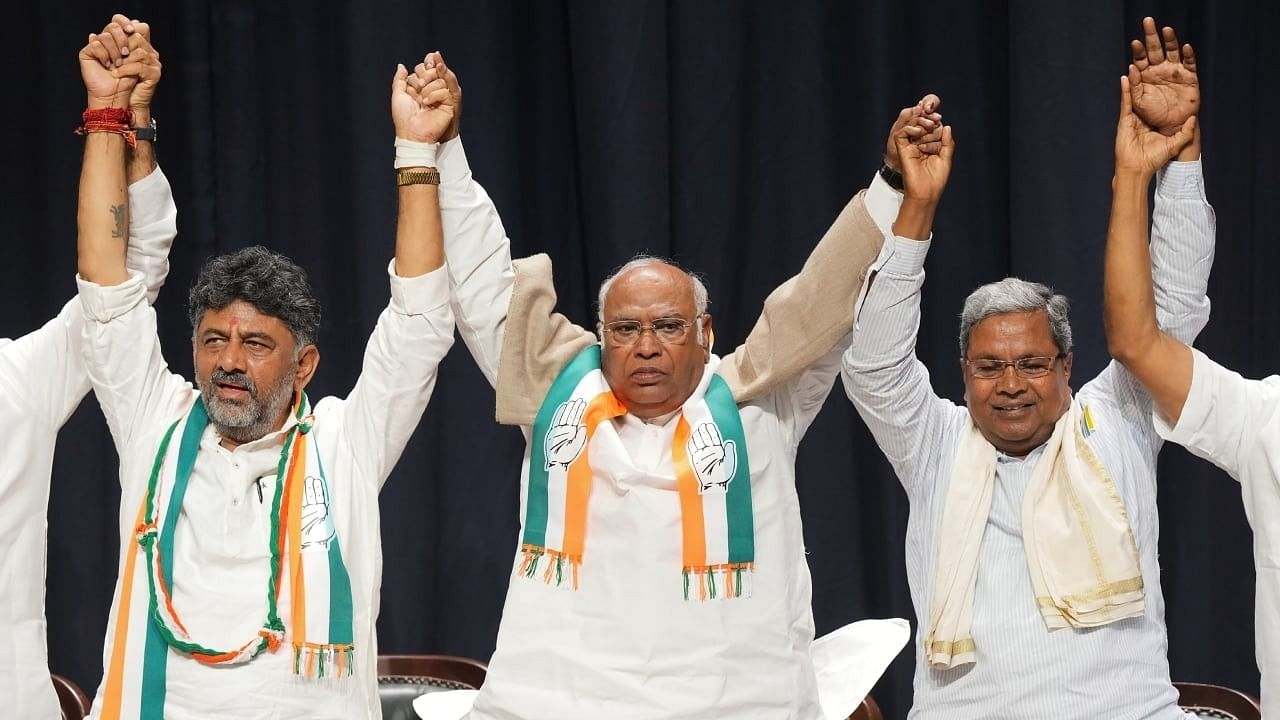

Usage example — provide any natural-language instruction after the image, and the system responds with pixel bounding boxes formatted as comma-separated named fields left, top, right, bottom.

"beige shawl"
left=926, top=399, right=1145, bottom=668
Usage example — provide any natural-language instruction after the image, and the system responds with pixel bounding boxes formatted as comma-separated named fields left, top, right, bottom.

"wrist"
left=87, top=95, right=130, bottom=110
left=394, top=137, right=439, bottom=169
left=878, top=162, right=904, bottom=192
left=1113, top=166, right=1155, bottom=185
left=900, top=192, right=941, bottom=207
left=129, top=107, right=151, bottom=126
left=893, top=197, right=938, bottom=240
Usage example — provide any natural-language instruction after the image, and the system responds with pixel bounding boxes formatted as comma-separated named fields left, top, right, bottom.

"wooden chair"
left=50, top=673, right=91, bottom=720
left=1175, top=681, right=1262, bottom=720
left=848, top=694, right=883, bottom=720
left=377, top=654, right=488, bottom=720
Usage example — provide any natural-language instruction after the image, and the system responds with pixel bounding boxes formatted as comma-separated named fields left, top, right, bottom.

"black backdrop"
left=6, top=2, right=1276, bottom=717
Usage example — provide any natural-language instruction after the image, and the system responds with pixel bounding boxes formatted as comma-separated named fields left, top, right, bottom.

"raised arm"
left=731, top=97, right=947, bottom=440
left=841, top=101, right=963, bottom=493
left=76, top=27, right=144, bottom=286
left=415, top=54, right=595, bottom=425
left=338, top=57, right=456, bottom=484
left=1104, top=18, right=1203, bottom=424
left=4, top=19, right=173, bottom=430
left=76, top=22, right=192, bottom=463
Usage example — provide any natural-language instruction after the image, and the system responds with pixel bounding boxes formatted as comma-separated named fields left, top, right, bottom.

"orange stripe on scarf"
left=672, top=416, right=707, bottom=570
left=101, top=497, right=149, bottom=720
left=287, top=437, right=308, bottom=648
left=562, top=392, right=627, bottom=558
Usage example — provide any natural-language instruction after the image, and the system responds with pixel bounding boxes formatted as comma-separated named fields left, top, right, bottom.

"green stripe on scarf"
left=524, top=345, right=601, bottom=549
left=139, top=400, right=206, bottom=718
left=705, top=375, right=754, bottom=564
left=316, top=448, right=355, bottom=645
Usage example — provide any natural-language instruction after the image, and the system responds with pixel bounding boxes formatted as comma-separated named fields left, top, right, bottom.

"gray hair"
left=596, top=255, right=710, bottom=344
left=958, top=277, right=1072, bottom=358
left=188, top=245, right=322, bottom=347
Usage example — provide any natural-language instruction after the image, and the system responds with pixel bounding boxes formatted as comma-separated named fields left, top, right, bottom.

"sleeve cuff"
left=1153, top=347, right=1213, bottom=442
left=436, top=135, right=473, bottom=186
left=76, top=271, right=147, bottom=322
left=387, top=261, right=451, bottom=315
left=127, top=165, right=174, bottom=227
left=880, top=235, right=932, bottom=276
left=864, top=171, right=904, bottom=237
left=1155, top=158, right=1206, bottom=201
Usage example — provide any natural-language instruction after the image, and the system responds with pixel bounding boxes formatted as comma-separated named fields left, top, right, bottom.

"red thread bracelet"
left=76, top=107, right=137, bottom=148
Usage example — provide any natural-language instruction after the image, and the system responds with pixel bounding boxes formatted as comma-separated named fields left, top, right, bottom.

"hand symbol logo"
left=687, top=423, right=737, bottom=494
left=544, top=399, right=588, bottom=471
left=300, top=476, right=335, bottom=550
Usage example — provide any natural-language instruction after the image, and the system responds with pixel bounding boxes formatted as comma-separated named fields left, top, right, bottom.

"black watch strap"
left=134, top=117, right=157, bottom=143
left=878, top=162, right=903, bottom=191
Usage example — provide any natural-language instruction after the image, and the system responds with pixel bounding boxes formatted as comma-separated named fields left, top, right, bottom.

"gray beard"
left=200, top=368, right=296, bottom=444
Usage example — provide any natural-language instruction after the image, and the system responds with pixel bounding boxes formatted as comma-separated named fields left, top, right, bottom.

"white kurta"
left=841, top=161, right=1214, bottom=719
left=77, top=261, right=454, bottom=720
left=1155, top=348, right=1279, bottom=714
left=0, top=168, right=175, bottom=720
left=437, top=137, right=850, bottom=719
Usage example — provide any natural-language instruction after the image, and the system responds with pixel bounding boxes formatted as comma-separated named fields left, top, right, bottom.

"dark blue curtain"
left=6, top=2, right=1273, bottom=717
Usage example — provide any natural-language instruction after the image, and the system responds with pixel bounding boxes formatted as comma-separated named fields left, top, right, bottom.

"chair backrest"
left=1175, top=681, right=1262, bottom=720
left=50, top=673, right=91, bottom=720
left=377, top=654, right=488, bottom=720
left=848, top=694, right=883, bottom=720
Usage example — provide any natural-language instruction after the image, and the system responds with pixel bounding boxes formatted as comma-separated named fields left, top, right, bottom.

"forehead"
left=198, top=299, right=291, bottom=337
left=603, top=264, right=696, bottom=319
left=967, top=311, right=1058, bottom=357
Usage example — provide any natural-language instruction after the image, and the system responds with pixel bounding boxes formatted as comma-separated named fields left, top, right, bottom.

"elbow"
left=1104, top=322, right=1153, bottom=369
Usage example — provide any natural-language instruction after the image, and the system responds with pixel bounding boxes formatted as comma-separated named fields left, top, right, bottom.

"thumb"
left=1119, top=74, right=1134, bottom=118
left=1171, top=115, right=1197, bottom=151
left=392, top=64, right=408, bottom=93
left=938, top=125, right=956, bottom=161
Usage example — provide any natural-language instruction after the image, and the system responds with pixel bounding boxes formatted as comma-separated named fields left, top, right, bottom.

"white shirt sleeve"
left=77, top=272, right=194, bottom=469
left=1154, top=348, right=1278, bottom=480
left=765, top=171, right=907, bottom=444
left=124, top=166, right=178, bottom=304
left=436, top=136, right=515, bottom=387
left=0, top=168, right=177, bottom=432
left=841, top=234, right=962, bottom=497
left=339, top=262, right=455, bottom=487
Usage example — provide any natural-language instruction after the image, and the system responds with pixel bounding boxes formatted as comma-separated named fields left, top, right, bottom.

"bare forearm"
left=77, top=132, right=131, bottom=285
left=1175, top=125, right=1201, bottom=162
left=1104, top=170, right=1158, bottom=358
left=394, top=180, right=445, bottom=277
left=126, top=107, right=156, bottom=183
left=892, top=197, right=937, bottom=240
left=1104, top=169, right=1193, bottom=421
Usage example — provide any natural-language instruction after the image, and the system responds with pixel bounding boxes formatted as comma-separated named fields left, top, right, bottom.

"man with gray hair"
left=414, top=51, right=940, bottom=718
left=840, top=17, right=1211, bottom=718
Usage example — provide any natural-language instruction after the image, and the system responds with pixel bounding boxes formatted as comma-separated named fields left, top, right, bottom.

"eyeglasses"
left=601, top=317, right=696, bottom=345
left=964, top=354, right=1064, bottom=379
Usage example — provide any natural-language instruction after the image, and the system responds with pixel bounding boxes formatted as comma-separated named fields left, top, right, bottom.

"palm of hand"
left=1119, top=117, right=1182, bottom=173
left=1132, top=64, right=1198, bottom=133
left=393, top=92, right=454, bottom=143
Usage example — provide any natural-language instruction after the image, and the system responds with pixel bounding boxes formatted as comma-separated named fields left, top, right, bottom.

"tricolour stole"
left=519, top=346, right=755, bottom=600
left=98, top=394, right=354, bottom=720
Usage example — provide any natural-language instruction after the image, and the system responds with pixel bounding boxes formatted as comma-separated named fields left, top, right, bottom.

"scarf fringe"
left=292, top=643, right=355, bottom=679
left=519, top=545, right=582, bottom=590
left=682, top=563, right=754, bottom=601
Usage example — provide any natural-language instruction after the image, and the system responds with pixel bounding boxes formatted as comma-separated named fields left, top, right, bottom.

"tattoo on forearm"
left=110, top=204, right=125, bottom=240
